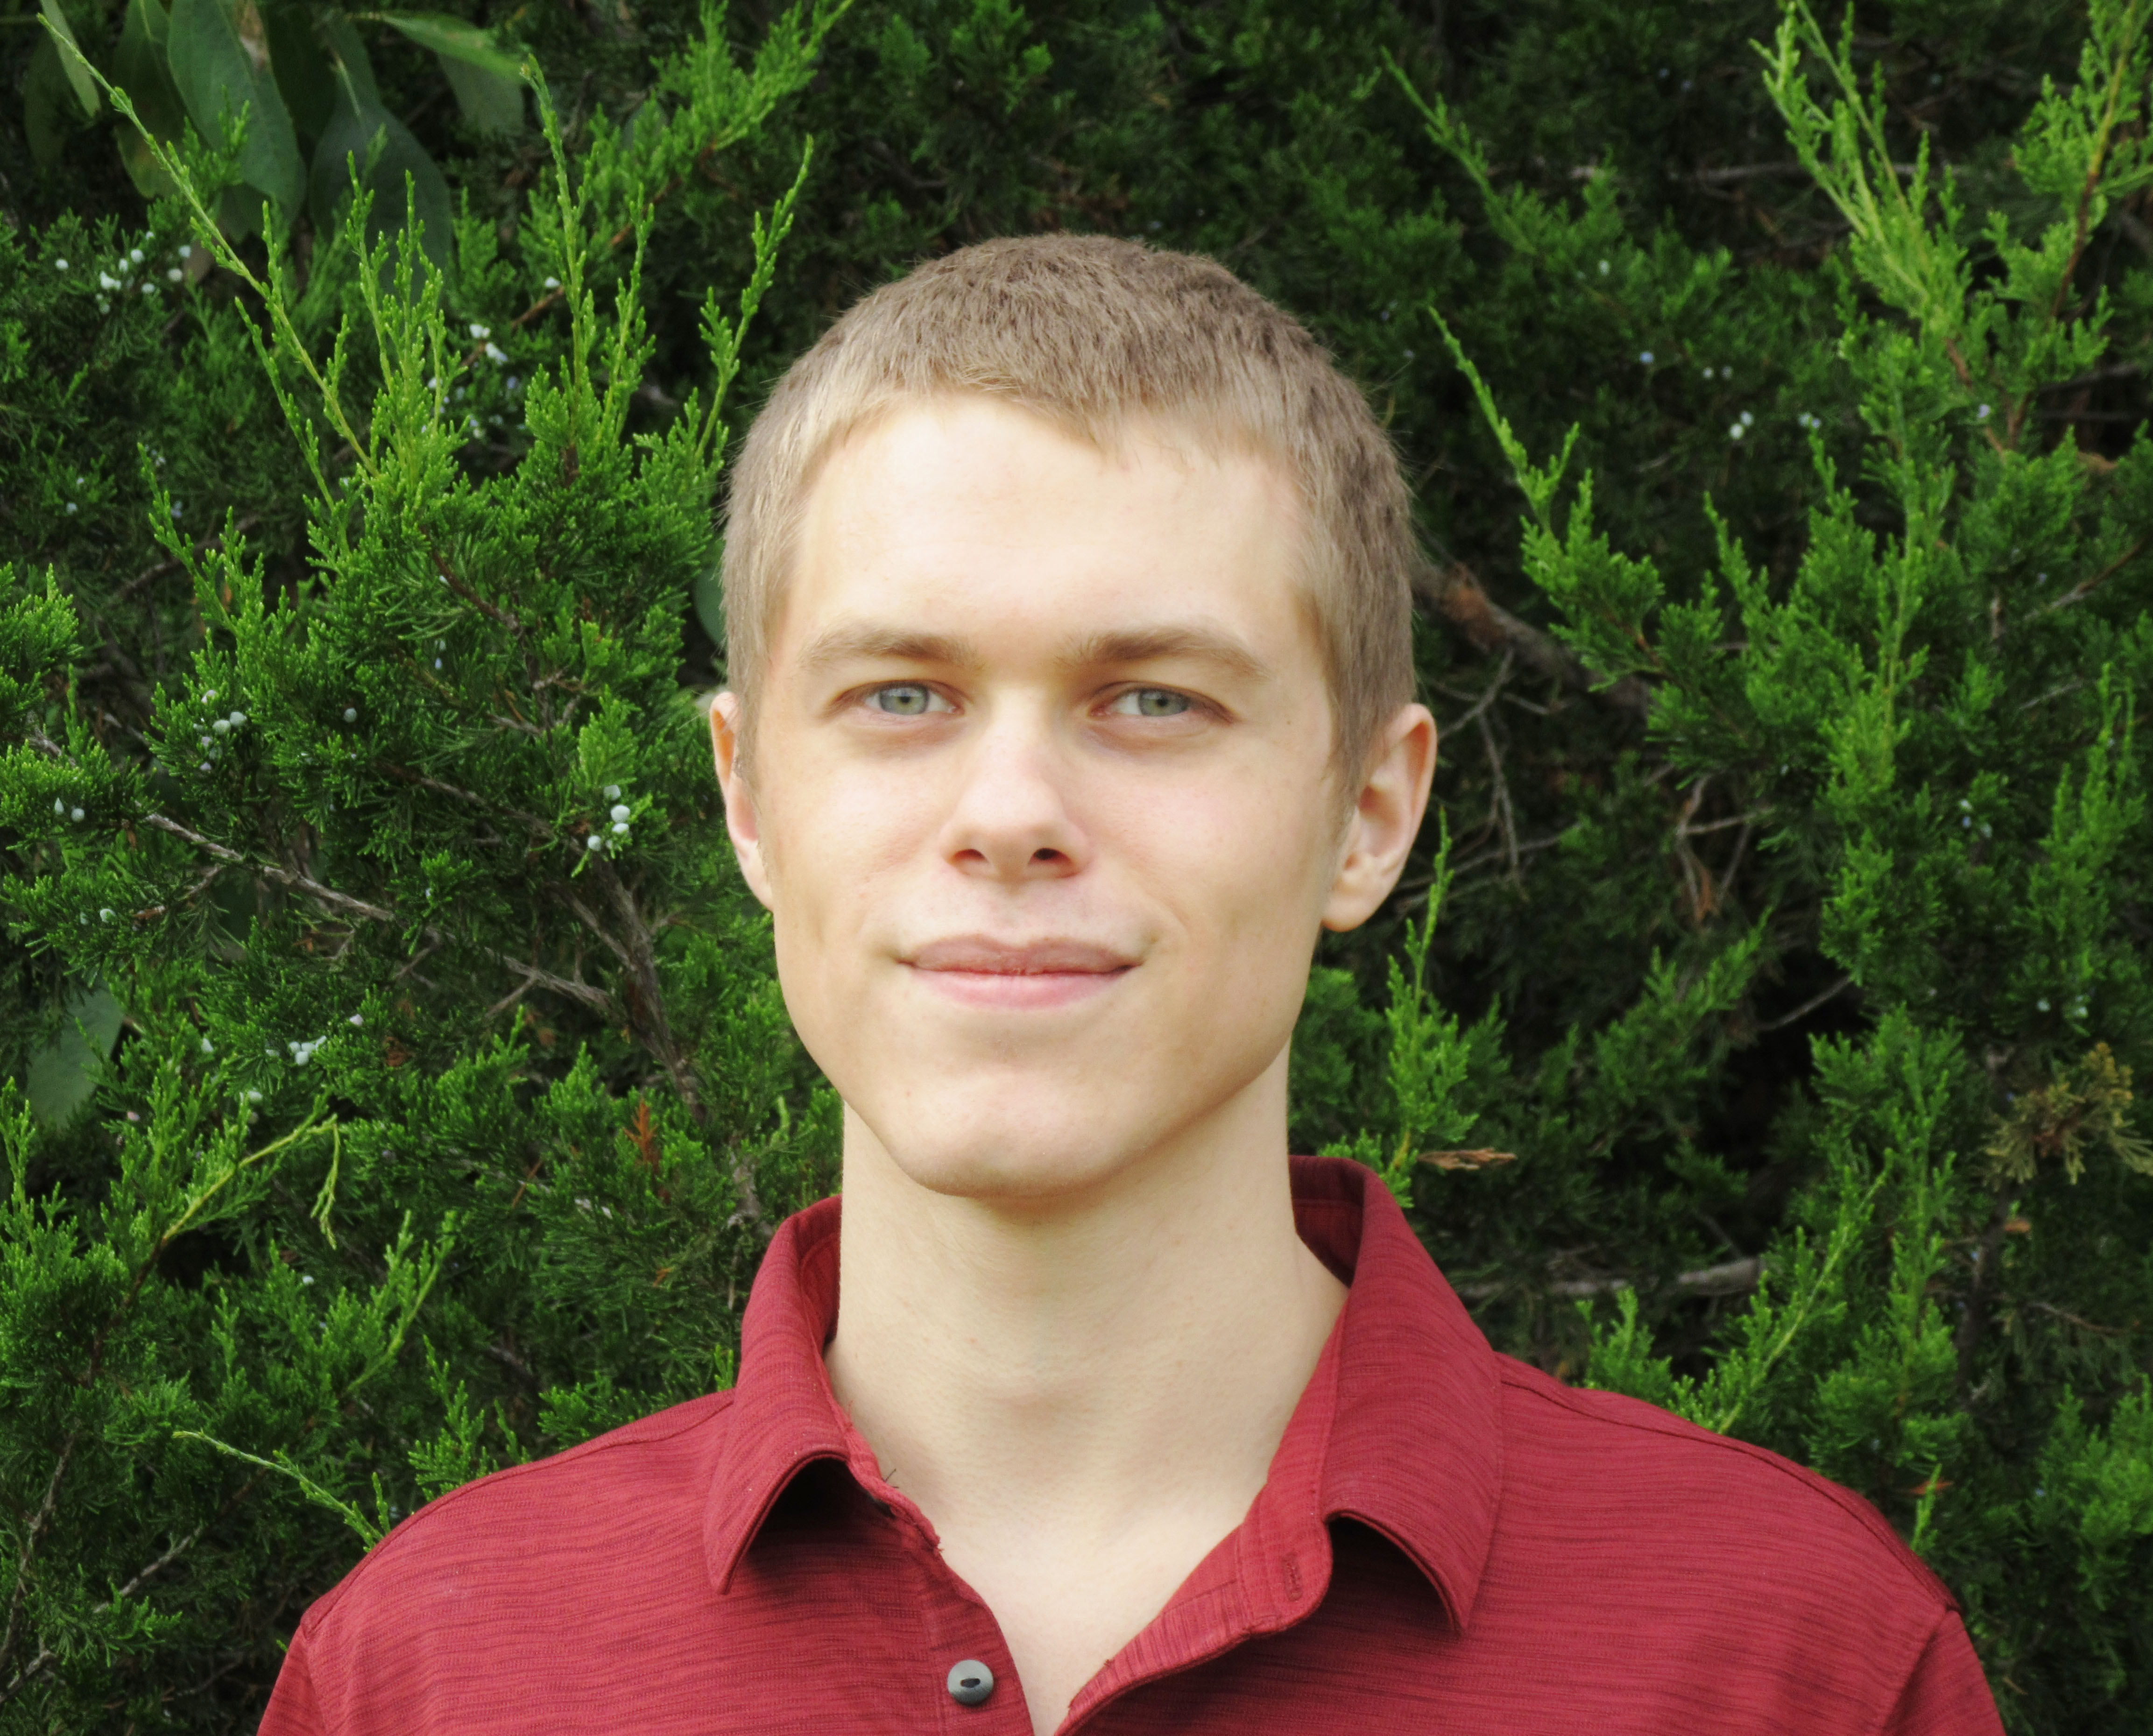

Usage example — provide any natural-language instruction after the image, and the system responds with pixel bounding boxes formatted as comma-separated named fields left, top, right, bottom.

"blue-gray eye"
left=1110, top=688, right=1191, bottom=717
left=868, top=684, right=936, bottom=715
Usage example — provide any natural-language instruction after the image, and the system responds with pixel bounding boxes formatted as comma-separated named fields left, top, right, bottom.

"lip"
left=904, top=935, right=1137, bottom=1009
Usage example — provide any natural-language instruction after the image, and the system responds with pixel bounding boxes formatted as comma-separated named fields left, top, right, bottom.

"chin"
left=858, top=1088, right=1157, bottom=1205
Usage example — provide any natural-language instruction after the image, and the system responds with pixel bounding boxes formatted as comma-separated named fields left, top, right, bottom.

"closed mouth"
left=904, top=936, right=1137, bottom=977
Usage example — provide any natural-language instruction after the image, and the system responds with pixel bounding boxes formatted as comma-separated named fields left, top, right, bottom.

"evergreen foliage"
left=3, top=0, right=2150, bottom=1727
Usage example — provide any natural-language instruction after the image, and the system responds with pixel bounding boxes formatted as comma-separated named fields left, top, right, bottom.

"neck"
left=824, top=1051, right=1345, bottom=1549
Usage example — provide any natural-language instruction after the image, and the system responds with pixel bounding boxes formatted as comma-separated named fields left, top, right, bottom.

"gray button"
left=946, top=1659, right=995, bottom=1706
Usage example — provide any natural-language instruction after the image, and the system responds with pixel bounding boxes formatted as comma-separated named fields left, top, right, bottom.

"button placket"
left=858, top=1482, right=1026, bottom=1729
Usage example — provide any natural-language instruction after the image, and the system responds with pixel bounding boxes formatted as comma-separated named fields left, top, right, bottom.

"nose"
left=938, top=711, right=1087, bottom=884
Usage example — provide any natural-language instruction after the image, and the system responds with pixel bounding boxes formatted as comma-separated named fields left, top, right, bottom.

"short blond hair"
left=722, top=235, right=1417, bottom=775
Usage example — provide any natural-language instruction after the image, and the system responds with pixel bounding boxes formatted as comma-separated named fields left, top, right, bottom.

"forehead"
left=778, top=397, right=1314, bottom=662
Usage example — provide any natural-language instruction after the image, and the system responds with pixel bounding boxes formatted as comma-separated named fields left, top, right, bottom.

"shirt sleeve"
left=1881, top=1612, right=2005, bottom=1736
left=256, top=1631, right=322, bottom=1736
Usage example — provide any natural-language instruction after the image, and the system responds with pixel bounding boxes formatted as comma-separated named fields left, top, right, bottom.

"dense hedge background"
left=4, top=0, right=2152, bottom=1727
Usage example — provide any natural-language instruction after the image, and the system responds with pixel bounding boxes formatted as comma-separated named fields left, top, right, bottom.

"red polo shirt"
left=261, top=1156, right=2001, bottom=1734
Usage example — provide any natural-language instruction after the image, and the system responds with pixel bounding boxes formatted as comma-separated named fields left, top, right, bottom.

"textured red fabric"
left=259, top=1156, right=2004, bottom=1734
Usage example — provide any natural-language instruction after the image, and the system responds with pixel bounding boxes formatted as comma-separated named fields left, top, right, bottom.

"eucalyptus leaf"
left=112, top=0, right=188, bottom=144
left=118, top=127, right=184, bottom=199
left=438, top=52, right=523, bottom=134
left=24, top=37, right=79, bottom=170
left=316, top=8, right=380, bottom=106
left=359, top=10, right=523, bottom=81
left=40, top=0, right=102, bottom=119
left=167, top=0, right=305, bottom=215
left=309, top=64, right=453, bottom=271
left=692, top=551, right=725, bottom=651
left=24, top=985, right=124, bottom=1128
left=262, top=0, right=336, bottom=145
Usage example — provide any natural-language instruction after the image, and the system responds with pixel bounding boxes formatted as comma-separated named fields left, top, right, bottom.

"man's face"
left=714, top=396, right=1425, bottom=1202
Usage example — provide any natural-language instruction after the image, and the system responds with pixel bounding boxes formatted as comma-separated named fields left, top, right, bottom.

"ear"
left=1321, top=702, right=1437, bottom=932
left=709, top=692, right=777, bottom=910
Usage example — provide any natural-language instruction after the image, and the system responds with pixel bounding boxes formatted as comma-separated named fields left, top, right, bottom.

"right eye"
left=864, top=683, right=950, bottom=716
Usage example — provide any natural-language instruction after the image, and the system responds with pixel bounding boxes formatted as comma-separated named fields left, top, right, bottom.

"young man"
left=261, top=238, right=2002, bottom=1735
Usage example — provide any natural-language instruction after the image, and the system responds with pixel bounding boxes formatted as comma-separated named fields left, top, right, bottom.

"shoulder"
left=1492, top=1355, right=1955, bottom=1617
left=299, top=1390, right=736, bottom=1641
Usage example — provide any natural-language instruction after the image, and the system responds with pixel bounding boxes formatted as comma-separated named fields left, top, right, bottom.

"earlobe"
left=1321, top=703, right=1438, bottom=933
left=709, top=692, right=777, bottom=910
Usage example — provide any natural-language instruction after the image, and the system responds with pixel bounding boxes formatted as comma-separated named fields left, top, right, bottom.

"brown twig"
left=1456, top=1254, right=1765, bottom=1302
left=0, top=1493, right=235, bottom=1709
left=1448, top=829, right=1573, bottom=881
left=1681, top=808, right=1771, bottom=835
left=2023, top=1299, right=2130, bottom=1337
left=1445, top=648, right=1514, bottom=732
left=1413, top=559, right=1651, bottom=715
left=2042, top=532, right=2151, bottom=613
left=1671, top=777, right=1714, bottom=921
left=0, top=1435, right=79, bottom=1683
left=487, top=953, right=613, bottom=1017
left=1719, top=815, right=1757, bottom=907
left=1418, top=1147, right=1518, bottom=1171
left=106, top=515, right=262, bottom=607
left=139, top=814, right=399, bottom=925
left=1474, top=709, right=1521, bottom=883
left=374, top=762, right=553, bottom=840
left=1955, top=1188, right=2020, bottom=1391
left=1756, top=973, right=1856, bottom=1033
left=428, top=547, right=525, bottom=639
left=1686, top=160, right=1921, bottom=185
left=585, top=863, right=774, bottom=1241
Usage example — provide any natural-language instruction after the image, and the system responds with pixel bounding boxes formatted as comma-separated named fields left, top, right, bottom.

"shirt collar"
left=1291, top=1153, right=1504, bottom=1633
left=703, top=1155, right=1504, bottom=1640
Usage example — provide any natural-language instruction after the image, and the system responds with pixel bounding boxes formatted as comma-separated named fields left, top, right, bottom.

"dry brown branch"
left=141, top=815, right=399, bottom=924
left=0, top=1512, right=219, bottom=1707
left=1445, top=648, right=1513, bottom=733
left=1757, top=973, right=1855, bottom=1033
left=1456, top=1254, right=1765, bottom=1302
left=488, top=953, right=614, bottom=1017
left=0, top=1435, right=78, bottom=1683
left=1475, top=709, right=1521, bottom=882
left=2043, top=533, right=2151, bottom=613
left=1414, top=559, right=1651, bottom=714
left=107, top=515, right=262, bottom=607
left=373, top=762, right=553, bottom=840
left=2023, top=1299, right=2131, bottom=1337
left=1418, top=1147, right=1518, bottom=1171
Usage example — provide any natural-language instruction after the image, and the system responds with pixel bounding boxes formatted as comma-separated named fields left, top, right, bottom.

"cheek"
left=1128, top=776, right=1338, bottom=980
left=757, top=761, right=925, bottom=953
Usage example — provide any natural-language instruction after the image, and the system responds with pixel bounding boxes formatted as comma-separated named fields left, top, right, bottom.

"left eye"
left=865, top=684, right=948, bottom=715
left=1108, top=689, right=1191, bottom=718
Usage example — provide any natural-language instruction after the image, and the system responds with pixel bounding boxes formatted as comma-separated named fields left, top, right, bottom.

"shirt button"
left=946, top=1659, right=995, bottom=1707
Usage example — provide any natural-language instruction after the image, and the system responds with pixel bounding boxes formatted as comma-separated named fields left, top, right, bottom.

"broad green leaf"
left=692, top=552, right=725, bottom=649
left=262, top=0, right=336, bottom=144
left=24, top=37, right=80, bottom=169
left=310, top=63, right=453, bottom=271
left=118, top=127, right=183, bottom=198
left=24, top=985, right=124, bottom=1127
left=40, top=0, right=101, bottom=118
left=111, top=0, right=188, bottom=198
left=438, top=52, right=523, bottom=134
left=113, top=0, right=188, bottom=140
left=359, top=11, right=524, bottom=80
left=167, top=0, right=305, bottom=215
left=317, top=8, right=381, bottom=106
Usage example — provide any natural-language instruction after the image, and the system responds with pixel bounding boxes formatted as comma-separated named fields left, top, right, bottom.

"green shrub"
left=3, top=0, right=2149, bottom=1728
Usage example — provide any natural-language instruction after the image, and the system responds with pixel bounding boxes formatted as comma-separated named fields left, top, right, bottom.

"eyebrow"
left=794, top=621, right=1269, bottom=681
left=795, top=624, right=982, bottom=674
left=1058, top=626, right=1268, bottom=681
